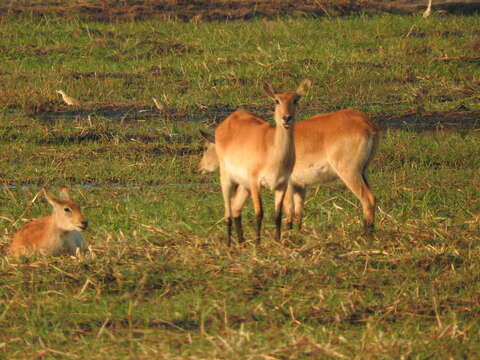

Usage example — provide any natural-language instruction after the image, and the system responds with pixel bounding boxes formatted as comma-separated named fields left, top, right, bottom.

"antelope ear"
left=58, top=187, right=71, bottom=200
left=296, top=78, right=312, bottom=96
left=43, top=189, right=60, bottom=207
left=262, top=81, right=276, bottom=100
left=199, top=130, right=215, bottom=144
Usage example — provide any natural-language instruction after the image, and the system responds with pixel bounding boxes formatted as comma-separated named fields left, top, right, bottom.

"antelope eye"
left=64, top=207, right=72, bottom=213
left=275, top=99, right=280, bottom=105
left=293, top=98, right=299, bottom=104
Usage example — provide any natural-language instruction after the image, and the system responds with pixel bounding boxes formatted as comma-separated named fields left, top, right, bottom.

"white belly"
left=224, top=161, right=250, bottom=187
left=224, top=161, right=290, bottom=191
left=291, top=162, right=338, bottom=187
left=259, top=173, right=290, bottom=191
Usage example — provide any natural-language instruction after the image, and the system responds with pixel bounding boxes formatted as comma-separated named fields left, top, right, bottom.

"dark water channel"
left=30, top=107, right=480, bottom=131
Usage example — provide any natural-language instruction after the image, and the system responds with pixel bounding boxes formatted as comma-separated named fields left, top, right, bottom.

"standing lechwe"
left=200, top=109, right=379, bottom=231
left=9, top=187, right=89, bottom=257
left=208, top=79, right=312, bottom=245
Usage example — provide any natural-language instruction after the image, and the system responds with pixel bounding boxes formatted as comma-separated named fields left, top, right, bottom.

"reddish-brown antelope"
left=9, top=187, right=89, bottom=257
left=200, top=109, right=379, bottom=231
left=207, top=79, right=312, bottom=245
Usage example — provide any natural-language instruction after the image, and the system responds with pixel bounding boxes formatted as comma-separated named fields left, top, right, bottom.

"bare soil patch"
left=1, top=0, right=479, bottom=21
left=372, top=109, right=480, bottom=130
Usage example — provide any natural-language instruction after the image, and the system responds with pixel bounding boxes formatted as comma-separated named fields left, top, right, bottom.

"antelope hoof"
left=363, top=223, right=375, bottom=235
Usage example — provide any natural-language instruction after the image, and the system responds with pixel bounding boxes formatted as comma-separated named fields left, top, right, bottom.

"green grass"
left=1, top=13, right=480, bottom=359
left=0, top=14, right=479, bottom=115
left=1, top=115, right=479, bottom=359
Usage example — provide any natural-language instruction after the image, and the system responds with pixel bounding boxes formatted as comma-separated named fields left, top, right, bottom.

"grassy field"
left=1, top=12, right=480, bottom=359
left=1, top=14, right=479, bottom=116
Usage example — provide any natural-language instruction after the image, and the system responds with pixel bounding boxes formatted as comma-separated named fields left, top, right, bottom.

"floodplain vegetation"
left=0, top=9, right=479, bottom=359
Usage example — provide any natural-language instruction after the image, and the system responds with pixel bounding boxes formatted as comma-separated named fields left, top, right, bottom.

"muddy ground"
left=30, top=105, right=480, bottom=131
left=1, top=0, right=479, bottom=21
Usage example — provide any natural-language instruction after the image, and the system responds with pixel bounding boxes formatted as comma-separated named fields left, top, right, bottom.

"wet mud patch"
left=373, top=110, right=480, bottom=130
left=31, top=103, right=480, bottom=131
left=32, top=103, right=165, bottom=123
left=31, top=103, right=238, bottom=124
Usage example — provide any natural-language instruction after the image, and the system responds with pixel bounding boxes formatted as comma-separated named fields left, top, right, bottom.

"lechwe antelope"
left=200, top=109, right=379, bottom=231
left=9, top=188, right=89, bottom=257
left=210, top=79, right=312, bottom=245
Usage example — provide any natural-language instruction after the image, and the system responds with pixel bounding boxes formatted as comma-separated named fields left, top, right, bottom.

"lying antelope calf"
left=9, top=187, right=89, bottom=257
left=207, top=79, right=312, bottom=245
left=200, top=109, right=379, bottom=231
